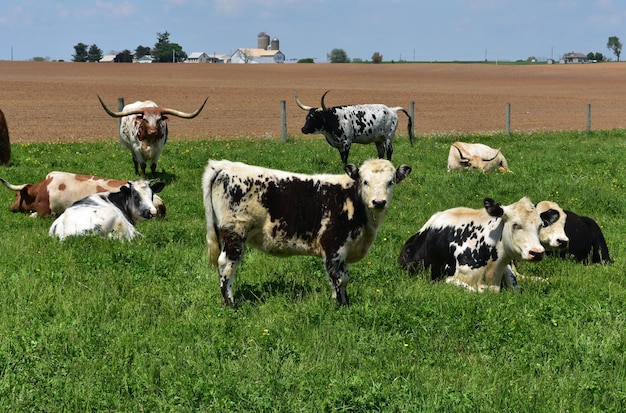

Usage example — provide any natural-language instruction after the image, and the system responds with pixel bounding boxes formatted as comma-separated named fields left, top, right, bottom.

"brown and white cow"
left=1, top=171, right=165, bottom=218
left=0, top=108, right=10, bottom=166
left=97, top=95, right=208, bottom=178
left=399, top=197, right=545, bottom=292
left=202, top=158, right=412, bottom=306
left=447, top=141, right=510, bottom=172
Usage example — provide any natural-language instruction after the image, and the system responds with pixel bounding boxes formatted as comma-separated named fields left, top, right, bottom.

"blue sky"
left=1, top=0, right=624, bottom=62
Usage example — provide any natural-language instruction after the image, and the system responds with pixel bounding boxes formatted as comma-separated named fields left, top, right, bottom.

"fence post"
left=409, top=101, right=415, bottom=138
left=587, top=103, right=591, bottom=133
left=505, top=102, right=511, bottom=137
left=117, top=97, right=124, bottom=141
left=280, top=100, right=287, bottom=142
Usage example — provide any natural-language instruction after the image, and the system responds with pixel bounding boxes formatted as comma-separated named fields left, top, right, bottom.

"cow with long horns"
left=98, top=95, right=208, bottom=178
left=295, top=90, right=414, bottom=164
left=447, top=141, right=510, bottom=172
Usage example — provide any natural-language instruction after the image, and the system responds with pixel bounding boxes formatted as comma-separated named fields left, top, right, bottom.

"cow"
left=549, top=210, right=613, bottom=264
left=505, top=200, right=568, bottom=289
left=0, top=108, right=10, bottom=165
left=294, top=90, right=414, bottom=164
left=97, top=95, right=208, bottom=178
left=399, top=197, right=546, bottom=292
left=202, top=158, right=412, bottom=306
left=0, top=171, right=165, bottom=218
left=447, top=141, right=510, bottom=172
left=49, top=179, right=165, bottom=241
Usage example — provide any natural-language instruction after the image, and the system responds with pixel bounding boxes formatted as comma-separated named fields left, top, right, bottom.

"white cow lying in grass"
left=49, top=179, right=165, bottom=241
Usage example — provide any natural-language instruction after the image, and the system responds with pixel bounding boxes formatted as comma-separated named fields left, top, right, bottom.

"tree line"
left=72, top=31, right=187, bottom=63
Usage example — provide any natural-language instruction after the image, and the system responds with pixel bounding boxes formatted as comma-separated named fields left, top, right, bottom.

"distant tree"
left=72, top=42, right=89, bottom=62
left=135, top=45, right=151, bottom=59
left=115, top=50, right=133, bottom=63
left=297, top=58, right=314, bottom=63
left=87, top=44, right=103, bottom=62
left=151, top=31, right=186, bottom=62
left=607, top=36, right=622, bottom=61
left=327, top=48, right=350, bottom=63
left=31, top=56, right=50, bottom=62
left=595, top=52, right=604, bottom=62
left=371, top=52, right=383, bottom=63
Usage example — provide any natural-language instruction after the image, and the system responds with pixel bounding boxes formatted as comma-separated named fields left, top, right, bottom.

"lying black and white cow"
left=550, top=209, right=613, bottom=264
left=399, top=197, right=546, bottom=292
left=202, top=158, right=412, bottom=306
left=49, top=179, right=165, bottom=241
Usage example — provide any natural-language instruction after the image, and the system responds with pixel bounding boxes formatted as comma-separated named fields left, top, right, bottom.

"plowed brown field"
left=2, top=61, right=626, bottom=143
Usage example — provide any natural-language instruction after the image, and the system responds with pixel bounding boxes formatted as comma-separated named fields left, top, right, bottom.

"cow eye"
left=388, top=179, right=394, bottom=187
left=512, top=222, right=522, bottom=230
left=363, top=180, right=369, bottom=186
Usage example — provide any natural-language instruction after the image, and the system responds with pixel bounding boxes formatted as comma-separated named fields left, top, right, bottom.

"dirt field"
left=2, top=61, right=626, bottom=144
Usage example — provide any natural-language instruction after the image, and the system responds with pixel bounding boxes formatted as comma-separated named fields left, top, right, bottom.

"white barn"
left=230, top=48, right=285, bottom=64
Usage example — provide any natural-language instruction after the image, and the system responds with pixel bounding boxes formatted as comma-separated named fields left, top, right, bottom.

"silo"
left=258, top=32, right=270, bottom=50
left=271, top=37, right=280, bottom=51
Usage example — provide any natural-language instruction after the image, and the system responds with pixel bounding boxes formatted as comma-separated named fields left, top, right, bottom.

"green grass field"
left=0, top=131, right=624, bottom=411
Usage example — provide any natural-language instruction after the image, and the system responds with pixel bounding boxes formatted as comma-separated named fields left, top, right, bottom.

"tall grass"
left=0, top=132, right=624, bottom=411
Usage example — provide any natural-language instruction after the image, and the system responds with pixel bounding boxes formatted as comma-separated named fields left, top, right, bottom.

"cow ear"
left=540, top=209, right=560, bottom=227
left=344, top=164, right=359, bottom=180
left=120, top=184, right=131, bottom=195
left=395, top=165, right=412, bottom=183
left=484, top=198, right=504, bottom=217
left=150, top=182, right=165, bottom=194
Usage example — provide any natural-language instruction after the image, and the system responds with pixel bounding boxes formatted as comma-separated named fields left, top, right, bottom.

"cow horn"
left=0, top=177, right=27, bottom=191
left=452, top=144, right=468, bottom=160
left=320, top=90, right=331, bottom=111
left=97, top=95, right=146, bottom=118
left=294, top=91, right=312, bottom=111
left=483, top=149, right=501, bottom=162
left=160, top=96, right=209, bottom=119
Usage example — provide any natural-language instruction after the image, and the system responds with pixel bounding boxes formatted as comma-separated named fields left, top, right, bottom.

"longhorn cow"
left=295, top=90, right=414, bottom=164
left=447, top=141, right=510, bottom=172
left=98, top=95, right=208, bottom=178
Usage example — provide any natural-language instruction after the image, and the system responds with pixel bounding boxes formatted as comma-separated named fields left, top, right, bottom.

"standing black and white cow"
left=295, top=90, right=414, bottom=164
left=399, top=197, right=546, bottom=292
left=202, top=158, right=412, bottom=306
left=551, top=210, right=613, bottom=264
left=49, top=179, right=165, bottom=241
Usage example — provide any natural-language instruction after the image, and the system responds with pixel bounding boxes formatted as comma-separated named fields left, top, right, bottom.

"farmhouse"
left=186, top=52, right=210, bottom=63
left=561, top=52, right=588, bottom=64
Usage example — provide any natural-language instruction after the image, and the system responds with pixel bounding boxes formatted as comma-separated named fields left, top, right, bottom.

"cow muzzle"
left=527, top=248, right=545, bottom=262
left=372, top=199, right=387, bottom=210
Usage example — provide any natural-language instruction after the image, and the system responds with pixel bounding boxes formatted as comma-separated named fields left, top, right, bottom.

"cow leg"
left=150, top=162, right=157, bottom=179
left=132, top=158, right=140, bottom=175
left=375, top=141, right=386, bottom=159
left=324, top=255, right=349, bottom=305
left=218, top=229, right=246, bottom=306
left=339, top=147, right=350, bottom=165
left=139, top=162, right=147, bottom=177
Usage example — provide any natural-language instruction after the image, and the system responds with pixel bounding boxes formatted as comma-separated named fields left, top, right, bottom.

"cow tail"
left=202, top=162, right=221, bottom=267
left=398, top=108, right=414, bottom=146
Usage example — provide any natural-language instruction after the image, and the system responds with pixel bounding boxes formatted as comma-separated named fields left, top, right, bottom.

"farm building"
left=561, top=52, right=588, bottom=64
left=186, top=52, right=210, bottom=63
left=133, top=55, right=153, bottom=63
left=99, top=55, right=116, bottom=63
left=230, top=48, right=285, bottom=64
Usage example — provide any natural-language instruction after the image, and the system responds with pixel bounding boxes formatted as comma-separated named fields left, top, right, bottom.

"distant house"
left=561, top=52, right=588, bottom=64
left=99, top=55, right=116, bottom=63
left=186, top=52, right=210, bottom=63
left=133, top=55, right=153, bottom=64
left=230, top=48, right=285, bottom=64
